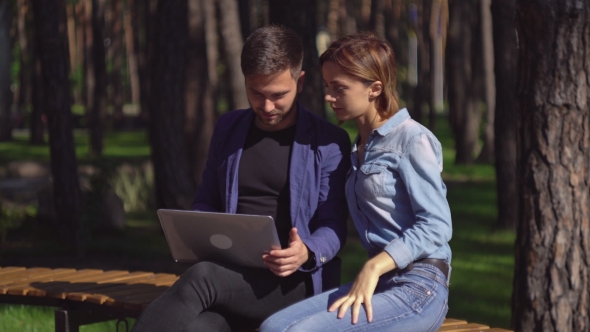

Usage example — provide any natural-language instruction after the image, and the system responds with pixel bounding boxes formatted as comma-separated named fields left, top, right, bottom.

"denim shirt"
left=346, top=108, right=452, bottom=270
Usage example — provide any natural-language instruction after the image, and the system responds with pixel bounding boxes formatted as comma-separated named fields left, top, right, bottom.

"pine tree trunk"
left=30, top=44, right=44, bottom=145
left=413, top=0, right=432, bottom=126
left=88, top=0, right=107, bottom=157
left=125, top=0, right=140, bottom=107
left=476, top=0, right=495, bottom=163
left=446, top=0, right=482, bottom=164
left=512, top=1, right=590, bottom=331
left=31, top=0, right=82, bottom=250
left=269, top=1, right=325, bottom=118
left=109, top=0, right=124, bottom=129
left=217, top=0, right=248, bottom=110
left=16, top=0, right=31, bottom=114
left=0, top=0, right=12, bottom=142
left=149, top=0, right=195, bottom=209
left=491, top=0, right=517, bottom=229
left=370, top=0, right=385, bottom=40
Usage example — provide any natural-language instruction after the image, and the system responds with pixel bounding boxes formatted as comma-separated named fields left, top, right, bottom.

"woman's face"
left=322, top=61, right=380, bottom=122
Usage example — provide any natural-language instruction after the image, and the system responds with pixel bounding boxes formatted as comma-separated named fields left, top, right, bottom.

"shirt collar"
left=374, top=108, right=410, bottom=136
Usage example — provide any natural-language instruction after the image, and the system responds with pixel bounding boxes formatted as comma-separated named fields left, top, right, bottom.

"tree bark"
left=512, top=1, right=590, bottom=331
left=149, top=0, right=195, bottom=209
left=125, top=0, right=140, bottom=106
left=0, top=0, right=12, bottom=142
left=30, top=0, right=82, bottom=250
left=30, top=42, right=44, bottom=145
left=109, top=0, right=124, bottom=128
left=446, top=0, right=482, bottom=164
left=412, top=0, right=432, bottom=126
left=217, top=0, right=248, bottom=110
left=16, top=0, right=31, bottom=115
left=491, top=0, right=518, bottom=229
left=369, top=0, right=385, bottom=40
left=186, top=0, right=216, bottom=187
left=476, top=0, right=496, bottom=163
left=88, top=0, right=107, bottom=157
left=269, top=1, right=325, bottom=118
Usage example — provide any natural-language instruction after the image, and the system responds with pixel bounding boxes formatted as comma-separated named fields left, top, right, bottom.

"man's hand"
left=262, top=228, right=309, bottom=277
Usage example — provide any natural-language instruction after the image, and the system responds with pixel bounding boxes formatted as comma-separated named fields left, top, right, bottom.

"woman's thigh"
left=261, top=264, right=449, bottom=332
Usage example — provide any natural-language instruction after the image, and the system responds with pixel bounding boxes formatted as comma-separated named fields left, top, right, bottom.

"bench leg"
left=55, top=309, right=119, bottom=332
left=55, top=309, right=79, bottom=332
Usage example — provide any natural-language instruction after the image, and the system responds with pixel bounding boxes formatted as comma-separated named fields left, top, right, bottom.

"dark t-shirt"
left=236, top=121, right=296, bottom=248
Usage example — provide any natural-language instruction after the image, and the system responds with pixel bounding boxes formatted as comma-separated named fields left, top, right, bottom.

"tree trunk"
left=88, top=0, right=107, bottom=157
left=446, top=0, right=482, bottom=164
left=269, top=1, right=325, bottom=118
left=476, top=0, right=496, bottom=163
left=491, top=0, right=517, bottom=229
left=125, top=0, right=140, bottom=106
left=512, top=1, right=590, bottom=330
left=16, top=0, right=31, bottom=115
left=136, top=0, right=157, bottom=123
left=30, top=0, right=82, bottom=250
left=30, top=42, right=44, bottom=145
left=217, top=0, right=248, bottom=110
left=149, top=0, right=195, bottom=209
left=412, top=0, right=432, bottom=126
left=109, top=0, right=124, bottom=129
left=369, top=0, right=385, bottom=40
left=186, top=0, right=216, bottom=187
left=0, top=0, right=12, bottom=142
left=237, top=0, right=250, bottom=40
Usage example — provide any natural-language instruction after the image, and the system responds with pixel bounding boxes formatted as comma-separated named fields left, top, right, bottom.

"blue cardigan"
left=192, top=103, right=351, bottom=294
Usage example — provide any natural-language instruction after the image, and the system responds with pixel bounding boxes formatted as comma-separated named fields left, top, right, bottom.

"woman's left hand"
left=328, top=252, right=397, bottom=324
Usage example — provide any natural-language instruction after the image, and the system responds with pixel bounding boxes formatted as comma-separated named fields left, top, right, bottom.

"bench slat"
left=438, top=323, right=490, bottom=331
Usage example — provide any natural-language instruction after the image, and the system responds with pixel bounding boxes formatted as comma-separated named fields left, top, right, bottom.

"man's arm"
left=263, top=130, right=351, bottom=275
left=300, top=133, right=351, bottom=271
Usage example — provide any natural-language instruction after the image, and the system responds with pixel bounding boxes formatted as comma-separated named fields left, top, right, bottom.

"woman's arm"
left=328, top=251, right=397, bottom=324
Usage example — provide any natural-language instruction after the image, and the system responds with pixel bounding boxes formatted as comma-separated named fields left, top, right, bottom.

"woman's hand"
left=328, top=252, right=397, bottom=324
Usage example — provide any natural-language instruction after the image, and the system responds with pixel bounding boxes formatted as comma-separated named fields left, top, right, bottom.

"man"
left=132, top=26, right=350, bottom=331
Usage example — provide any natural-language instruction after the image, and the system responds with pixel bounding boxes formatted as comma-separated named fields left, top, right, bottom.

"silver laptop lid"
left=157, top=209, right=281, bottom=269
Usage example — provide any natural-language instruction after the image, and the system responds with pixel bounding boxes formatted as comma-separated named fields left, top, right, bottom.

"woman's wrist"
left=365, top=251, right=397, bottom=276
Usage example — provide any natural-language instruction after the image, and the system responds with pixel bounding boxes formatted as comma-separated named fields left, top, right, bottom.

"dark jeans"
left=132, top=261, right=312, bottom=332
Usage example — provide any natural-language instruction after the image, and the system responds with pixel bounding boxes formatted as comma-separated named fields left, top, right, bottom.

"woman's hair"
left=320, top=32, right=399, bottom=119
left=241, top=25, right=303, bottom=79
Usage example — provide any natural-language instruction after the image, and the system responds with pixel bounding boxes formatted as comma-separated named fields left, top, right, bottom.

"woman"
left=260, top=33, right=452, bottom=332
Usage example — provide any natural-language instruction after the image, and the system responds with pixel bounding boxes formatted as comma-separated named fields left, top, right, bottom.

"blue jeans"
left=259, top=263, right=449, bottom=332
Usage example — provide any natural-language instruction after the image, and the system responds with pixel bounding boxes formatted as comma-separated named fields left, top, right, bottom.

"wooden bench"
left=0, top=266, right=512, bottom=332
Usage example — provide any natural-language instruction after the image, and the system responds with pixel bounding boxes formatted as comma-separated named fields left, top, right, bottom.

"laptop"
left=156, top=209, right=281, bottom=269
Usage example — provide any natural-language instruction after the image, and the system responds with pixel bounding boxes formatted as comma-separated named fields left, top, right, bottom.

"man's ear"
left=297, top=71, right=305, bottom=93
left=369, top=81, right=383, bottom=99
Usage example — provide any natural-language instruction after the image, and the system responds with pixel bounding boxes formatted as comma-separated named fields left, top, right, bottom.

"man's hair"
left=241, top=25, right=303, bottom=79
left=320, top=32, right=399, bottom=119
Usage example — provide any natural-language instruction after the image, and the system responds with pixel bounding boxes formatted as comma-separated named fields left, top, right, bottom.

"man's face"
left=245, top=69, right=305, bottom=131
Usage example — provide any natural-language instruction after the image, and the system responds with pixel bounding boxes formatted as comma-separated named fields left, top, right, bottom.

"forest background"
left=0, top=0, right=588, bottom=331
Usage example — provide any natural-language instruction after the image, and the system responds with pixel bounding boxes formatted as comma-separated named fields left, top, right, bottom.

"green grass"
left=0, top=130, right=150, bottom=167
left=0, top=114, right=513, bottom=330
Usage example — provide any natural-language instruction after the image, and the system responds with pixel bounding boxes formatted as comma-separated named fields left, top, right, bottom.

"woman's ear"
left=369, top=81, right=383, bottom=98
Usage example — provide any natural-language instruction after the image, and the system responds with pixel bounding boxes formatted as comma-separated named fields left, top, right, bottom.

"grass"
left=0, top=114, right=514, bottom=330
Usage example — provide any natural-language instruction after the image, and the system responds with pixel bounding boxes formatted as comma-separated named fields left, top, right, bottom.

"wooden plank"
left=86, top=283, right=170, bottom=306
left=0, top=268, right=53, bottom=284
left=67, top=274, right=178, bottom=302
left=442, top=319, right=469, bottom=326
left=486, top=329, right=512, bottom=332
left=44, top=271, right=135, bottom=299
left=438, top=323, right=490, bottom=331
left=3, top=269, right=80, bottom=295
left=26, top=269, right=106, bottom=297
left=0, top=267, right=26, bottom=276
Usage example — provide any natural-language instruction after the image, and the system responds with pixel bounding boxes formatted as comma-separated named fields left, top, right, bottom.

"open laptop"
left=157, top=209, right=281, bottom=269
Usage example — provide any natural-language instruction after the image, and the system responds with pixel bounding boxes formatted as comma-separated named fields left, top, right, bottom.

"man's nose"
left=263, top=99, right=275, bottom=112
left=324, top=93, right=335, bottom=102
